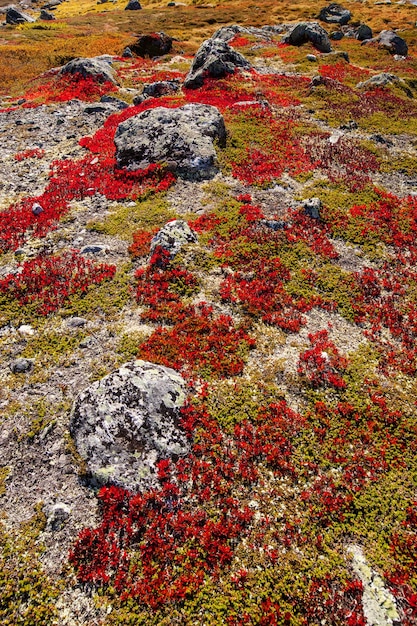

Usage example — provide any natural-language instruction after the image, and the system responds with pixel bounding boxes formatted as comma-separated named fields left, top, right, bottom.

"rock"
left=340, top=119, right=358, bottom=130
left=122, top=46, right=133, bottom=58
left=100, top=95, right=129, bottom=109
left=83, top=103, right=120, bottom=115
left=18, top=324, right=35, bottom=336
left=260, top=219, right=287, bottom=231
left=114, top=103, right=226, bottom=180
left=304, top=197, right=322, bottom=219
left=357, top=72, right=412, bottom=96
left=32, top=202, right=43, bottom=216
left=150, top=220, right=198, bottom=259
left=125, top=0, right=141, bottom=9
left=356, top=24, right=373, bottom=41
left=142, top=80, right=180, bottom=98
left=10, top=358, right=34, bottom=374
left=44, top=502, right=71, bottom=531
left=330, top=30, right=344, bottom=40
left=39, top=9, right=55, bottom=19
left=65, top=317, right=87, bottom=328
left=132, top=94, right=146, bottom=105
left=307, top=54, right=318, bottom=61
left=184, top=38, right=251, bottom=89
left=377, top=30, right=408, bottom=56
left=326, top=49, right=349, bottom=62
left=69, top=360, right=189, bottom=492
left=282, top=22, right=332, bottom=53
left=81, top=244, right=107, bottom=254
left=211, top=24, right=248, bottom=42
left=318, top=3, right=351, bottom=25
left=59, top=57, right=116, bottom=84
left=129, top=32, right=173, bottom=58
left=6, top=7, right=35, bottom=24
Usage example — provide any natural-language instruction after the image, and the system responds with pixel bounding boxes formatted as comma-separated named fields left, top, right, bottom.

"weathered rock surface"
left=142, top=79, right=180, bottom=98
left=357, top=72, right=411, bottom=96
left=184, top=38, right=251, bottom=89
left=318, top=3, right=351, bottom=25
left=282, top=22, right=332, bottom=53
left=125, top=0, right=141, bottom=9
left=129, top=32, right=173, bottom=58
left=150, top=219, right=198, bottom=258
left=6, top=6, right=35, bottom=24
left=39, top=9, right=55, bottom=20
left=377, top=30, right=408, bottom=56
left=59, top=57, right=116, bottom=84
left=356, top=23, right=373, bottom=41
left=69, top=360, right=189, bottom=492
left=114, top=103, right=226, bottom=179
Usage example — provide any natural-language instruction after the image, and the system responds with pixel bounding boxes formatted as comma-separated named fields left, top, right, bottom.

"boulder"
left=318, top=3, right=351, bottom=25
left=59, top=57, right=116, bottom=84
left=150, top=220, right=198, bottom=259
left=129, top=32, right=173, bottom=58
left=356, top=24, right=372, bottom=41
left=330, top=31, right=344, bottom=41
left=10, top=358, right=34, bottom=374
left=125, top=0, right=141, bottom=9
left=114, top=103, right=226, bottom=180
left=39, top=9, right=55, bottom=19
left=304, top=198, right=322, bottom=219
left=377, top=30, right=408, bottom=56
left=6, top=7, right=35, bottom=24
left=100, top=94, right=129, bottom=109
left=142, top=80, right=180, bottom=98
left=69, top=360, right=189, bottom=492
left=357, top=72, right=412, bottom=96
left=184, top=38, right=251, bottom=89
left=282, top=22, right=332, bottom=53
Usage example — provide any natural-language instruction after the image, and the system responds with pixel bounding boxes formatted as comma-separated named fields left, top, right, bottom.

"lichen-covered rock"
left=142, top=80, right=180, bottom=98
left=377, top=30, right=408, bottom=57
left=150, top=220, right=198, bottom=258
left=69, top=360, right=189, bottom=492
left=6, top=7, right=35, bottom=24
left=318, top=3, right=351, bottom=25
left=59, top=57, right=116, bottom=84
left=184, top=38, right=251, bottom=89
left=114, top=104, right=226, bottom=180
left=282, top=22, right=332, bottom=53
left=356, top=72, right=412, bottom=96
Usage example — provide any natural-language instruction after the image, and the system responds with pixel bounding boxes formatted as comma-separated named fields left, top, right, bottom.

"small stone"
left=304, top=197, right=322, bottom=219
left=32, top=202, right=44, bottom=216
left=122, top=46, right=133, bottom=58
left=81, top=244, right=107, bottom=254
left=18, top=324, right=35, bottom=336
left=150, top=220, right=198, bottom=259
left=39, top=8, right=55, bottom=19
left=330, top=30, right=344, bottom=40
left=65, top=317, right=88, bottom=328
left=44, top=502, right=71, bottom=531
left=307, top=54, right=318, bottom=61
left=125, top=0, right=142, bottom=9
left=10, top=358, right=34, bottom=374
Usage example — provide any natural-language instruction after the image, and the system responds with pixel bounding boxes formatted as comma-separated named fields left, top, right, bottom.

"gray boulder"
left=69, top=360, right=189, bottom=492
left=318, top=3, right=351, bottom=25
left=282, top=22, right=332, bottom=53
left=304, top=197, right=322, bottom=219
left=114, top=103, right=226, bottom=180
left=6, top=7, right=35, bottom=24
left=125, top=0, right=141, bottom=8
left=142, top=80, right=180, bottom=98
left=39, top=9, right=55, bottom=19
left=10, top=358, right=34, bottom=374
left=59, top=57, right=116, bottom=84
left=184, top=38, right=251, bottom=89
left=356, top=24, right=372, bottom=41
left=357, top=72, right=412, bottom=96
left=151, top=220, right=198, bottom=259
left=377, top=30, right=408, bottom=57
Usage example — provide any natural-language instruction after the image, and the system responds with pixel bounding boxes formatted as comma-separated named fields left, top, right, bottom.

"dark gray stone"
left=150, top=220, right=197, bottom=259
left=6, top=7, right=35, bottom=24
left=184, top=38, right=251, bottom=89
left=114, top=104, right=226, bottom=180
left=357, top=72, right=412, bottom=96
left=32, top=202, right=43, bottom=216
left=129, top=32, right=173, bottom=58
left=69, top=360, right=189, bottom=492
left=100, top=95, right=129, bottom=109
left=318, top=3, right=351, bottom=26
left=330, top=30, right=344, bottom=40
left=122, top=46, right=133, bottom=58
left=125, top=0, right=141, bottom=9
left=356, top=24, right=372, bottom=41
left=142, top=80, right=180, bottom=98
left=10, top=358, right=34, bottom=374
left=81, top=244, right=107, bottom=254
left=304, top=197, right=322, bottom=219
left=132, top=94, right=146, bottom=105
left=45, top=502, right=71, bottom=531
left=282, top=22, right=332, bottom=53
left=377, top=30, right=408, bottom=57
left=59, top=57, right=116, bottom=84
left=39, top=9, right=55, bottom=20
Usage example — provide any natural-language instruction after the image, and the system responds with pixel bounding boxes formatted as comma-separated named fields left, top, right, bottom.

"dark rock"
left=212, top=24, right=248, bottom=42
left=122, top=46, right=133, bottom=58
left=114, top=103, right=226, bottom=180
left=83, top=103, right=120, bottom=115
left=125, top=0, right=141, bottom=9
left=129, top=32, right=173, bottom=58
left=10, top=358, right=34, bottom=374
left=371, top=134, right=393, bottom=146
left=340, top=120, right=358, bottom=130
left=81, top=244, right=107, bottom=254
left=356, top=24, right=372, bottom=41
left=142, top=80, right=180, bottom=98
left=377, top=30, right=408, bottom=57
left=132, top=94, right=146, bottom=105
left=282, top=22, right=332, bottom=53
left=330, top=30, right=344, bottom=40
left=39, top=8, right=55, bottom=19
left=6, top=7, right=35, bottom=24
left=69, top=360, right=189, bottom=492
left=45, top=502, right=70, bottom=531
left=357, top=72, right=412, bottom=96
left=32, top=202, right=44, bottom=215
left=184, top=38, right=251, bottom=89
left=318, top=3, right=351, bottom=25
left=260, top=219, right=287, bottom=231
left=150, top=220, right=198, bottom=259
left=310, top=75, right=326, bottom=87
left=307, top=54, right=318, bottom=61
left=100, top=95, right=129, bottom=109
left=59, top=57, right=116, bottom=84
left=304, top=197, right=322, bottom=219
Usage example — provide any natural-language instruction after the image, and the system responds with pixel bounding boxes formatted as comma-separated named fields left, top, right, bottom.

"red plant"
left=297, top=329, right=348, bottom=389
left=14, top=148, right=45, bottom=161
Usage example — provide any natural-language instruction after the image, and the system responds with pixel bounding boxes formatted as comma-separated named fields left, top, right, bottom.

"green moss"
left=20, top=329, right=86, bottom=367
left=358, top=111, right=417, bottom=135
left=86, top=195, right=176, bottom=240
left=117, top=331, right=149, bottom=361
left=0, top=467, right=9, bottom=497
left=21, top=398, right=71, bottom=441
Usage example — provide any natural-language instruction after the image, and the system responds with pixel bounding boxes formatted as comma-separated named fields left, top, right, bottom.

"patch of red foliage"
left=23, top=72, right=117, bottom=105
left=319, top=62, right=371, bottom=85
left=14, top=148, right=45, bottom=161
left=0, top=251, right=116, bottom=315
